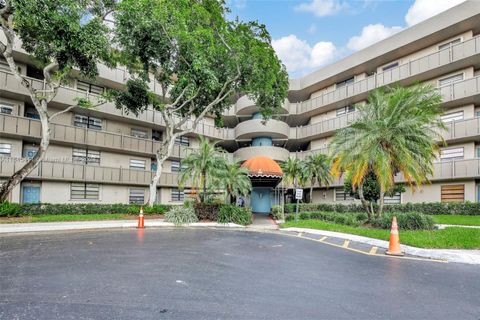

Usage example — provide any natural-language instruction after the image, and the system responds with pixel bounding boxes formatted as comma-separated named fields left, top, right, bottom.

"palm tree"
left=281, top=157, right=306, bottom=190
left=302, top=153, right=332, bottom=203
left=218, top=159, right=252, bottom=203
left=179, top=136, right=227, bottom=203
left=330, top=84, right=445, bottom=217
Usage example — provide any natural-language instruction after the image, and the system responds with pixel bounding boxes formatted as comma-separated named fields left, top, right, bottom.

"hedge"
left=286, top=211, right=435, bottom=230
left=0, top=203, right=171, bottom=217
left=284, top=202, right=480, bottom=215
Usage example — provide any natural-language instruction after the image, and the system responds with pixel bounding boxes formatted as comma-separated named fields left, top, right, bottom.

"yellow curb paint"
left=320, top=236, right=328, bottom=241
left=276, top=231, right=448, bottom=264
left=342, top=240, right=350, bottom=248
left=369, top=246, right=378, bottom=255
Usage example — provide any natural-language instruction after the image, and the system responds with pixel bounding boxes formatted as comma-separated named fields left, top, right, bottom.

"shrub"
left=0, top=203, right=170, bottom=217
left=284, top=202, right=480, bottom=216
left=217, top=205, right=252, bottom=226
left=372, top=212, right=435, bottom=230
left=193, top=203, right=220, bottom=221
left=271, top=205, right=284, bottom=220
left=164, top=206, right=198, bottom=225
left=0, top=202, right=21, bottom=216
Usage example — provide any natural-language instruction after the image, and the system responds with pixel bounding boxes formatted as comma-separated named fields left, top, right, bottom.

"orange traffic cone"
left=137, top=206, right=145, bottom=229
left=386, top=216, right=404, bottom=256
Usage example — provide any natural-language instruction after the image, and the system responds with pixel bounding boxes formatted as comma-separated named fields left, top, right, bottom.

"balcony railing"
left=292, top=75, right=480, bottom=140
left=0, top=69, right=235, bottom=140
left=0, top=113, right=199, bottom=159
left=291, top=35, right=480, bottom=115
left=0, top=158, right=185, bottom=187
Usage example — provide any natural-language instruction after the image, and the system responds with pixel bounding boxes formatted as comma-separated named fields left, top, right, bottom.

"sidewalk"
left=0, top=219, right=245, bottom=234
left=282, top=227, right=480, bottom=265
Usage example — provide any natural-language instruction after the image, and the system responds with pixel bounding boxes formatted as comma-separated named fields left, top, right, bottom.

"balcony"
left=0, top=69, right=234, bottom=141
left=232, top=96, right=290, bottom=116
left=0, top=113, right=197, bottom=159
left=291, top=75, right=480, bottom=141
left=0, top=158, right=185, bottom=187
left=235, top=119, right=289, bottom=140
left=233, top=146, right=290, bottom=162
left=290, top=35, right=480, bottom=115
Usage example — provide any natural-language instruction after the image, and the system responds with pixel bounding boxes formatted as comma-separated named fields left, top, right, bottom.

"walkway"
left=249, top=214, right=279, bottom=230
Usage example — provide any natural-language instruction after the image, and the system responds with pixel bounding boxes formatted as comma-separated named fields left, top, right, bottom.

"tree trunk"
left=0, top=104, right=50, bottom=202
left=357, top=183, right=372, bottom=222
left=377, top=186, right=385, bottom=218
left=147, top=136, right=176, bottom=207
left=309, top=180, right=314, bottom=203
left=202, top=170, right=207, bottom=203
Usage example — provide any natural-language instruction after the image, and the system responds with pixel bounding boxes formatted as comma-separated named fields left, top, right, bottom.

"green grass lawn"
left=282, top=220, right=480, bottom=249
left=431, top=215, right=480, bottom=226
left=0, top=214, right=133, bottom=224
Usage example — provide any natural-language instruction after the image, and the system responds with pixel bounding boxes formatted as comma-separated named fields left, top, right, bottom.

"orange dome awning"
left=241, top=156, right=283, bottom=178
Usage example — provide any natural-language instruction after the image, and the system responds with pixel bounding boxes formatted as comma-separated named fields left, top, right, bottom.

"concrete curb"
left=282, top=227, right=480, bottom=265
left=0, top=219, right=246, bottom=234
left=436, top=224, right=480, bottom=229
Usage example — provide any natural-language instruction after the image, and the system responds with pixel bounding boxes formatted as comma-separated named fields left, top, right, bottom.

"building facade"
left=1, top=1, right=480, bottom=206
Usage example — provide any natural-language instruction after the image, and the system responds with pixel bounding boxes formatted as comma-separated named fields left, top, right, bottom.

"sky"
left=227, top=0, right=468, bottom=78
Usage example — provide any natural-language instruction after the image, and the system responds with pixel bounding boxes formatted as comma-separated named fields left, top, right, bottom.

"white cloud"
left=405, top=0, right=467, bottom=26
left=347, top=24, right=402, bottom=51
left=272, top=35, right=337, bottom=76
left=294, top=0, right=345, bottom=17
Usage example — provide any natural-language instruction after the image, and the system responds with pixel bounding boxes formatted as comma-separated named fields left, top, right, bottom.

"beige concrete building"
left=1, top=1, right=479, bottom=205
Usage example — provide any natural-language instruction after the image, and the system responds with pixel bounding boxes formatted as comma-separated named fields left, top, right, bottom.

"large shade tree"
left=0, top=0, right=114, bottom=202
left=111, top=0, right=289, bottom=206
left=330, top=84, right=445, bottom=217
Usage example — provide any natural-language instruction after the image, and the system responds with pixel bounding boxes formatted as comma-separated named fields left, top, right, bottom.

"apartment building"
left=1, top=1, right=479, bottom=206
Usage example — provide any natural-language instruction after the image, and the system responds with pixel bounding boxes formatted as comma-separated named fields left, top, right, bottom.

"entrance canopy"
left=241, top=156, right=283, bottom=188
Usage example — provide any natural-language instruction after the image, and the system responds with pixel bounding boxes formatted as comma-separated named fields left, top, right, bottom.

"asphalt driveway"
left=0, top=228, right=479, bottom=319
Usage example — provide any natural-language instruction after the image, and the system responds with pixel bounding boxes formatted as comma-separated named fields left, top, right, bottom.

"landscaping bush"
left=217, top=205, right=252, bottom=226
left=284, top=202, right=480, bottom=215
left=164, top=206, right=198, bottom=225
left=193, top=203, right=220, bottom=221
left=271, top=205, right=284, bottom=220
left=372, top=212, right=435, bottom=230
left=0, top=203, right=170, bottom=217
left=286, top=211, right=363, bottom=227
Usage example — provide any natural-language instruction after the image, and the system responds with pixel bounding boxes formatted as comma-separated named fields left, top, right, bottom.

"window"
left=336, top=77, right=354, bottom=88
left=72, top=148, right=100, bottom=165
left=171, top=160, right=185, bottom=172
left=441, top=111, right=464, bottom=123
left=384, top=193, right=401, bottom=204
left=77, top=80, right=104, bottom=95
left=25, top=106, right=40, bottom=120
left=438, top=38, right=461, bottom=50
left=441, top=185, right=464, bottom=203
left=131, top=128, right=147, bottom=139
left=171, top=188, right=185, bottom=202
left=382, top=62, right=399, bottom=72
left=74, top=114, right=102, bottom=130
left=129, top=188, right=145, bottom=204
left=477, top=147, right=480, bottom=158
left=0, top=103, right=13, bottom=115
left=175, top=136, right=190, bottom=147
left=440, top=147, right=464, bottom=161
left=438, top=73, right=464, bottom=87
left=23, top=146, right=38, bottom=158
left=0, top=143, right=11, bottom=157
left=26, top=66, right=44, bottom=80
left=336, top=105, right=355, bottom=116
left=335, top=188, right=354, bottom=202
left=70, top=183, right=100, bottom=200
left=152, top=130, right=162, bottom=141
left=130, top=159, right=146, bottom=170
